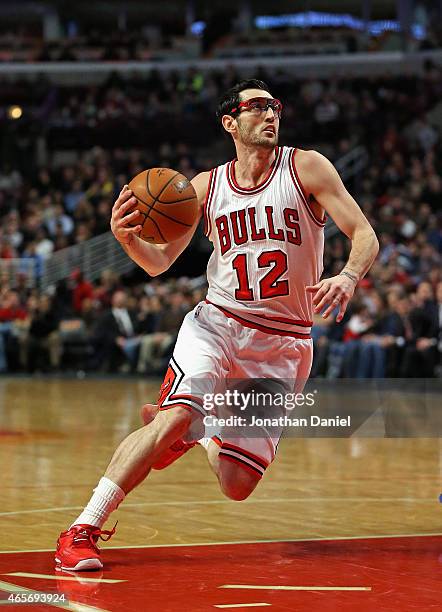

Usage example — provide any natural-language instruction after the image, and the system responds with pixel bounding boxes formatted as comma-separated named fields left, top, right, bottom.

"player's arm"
left=110, top=172, right=210, bottom=277
left=296, top=149, right=379, bottom=322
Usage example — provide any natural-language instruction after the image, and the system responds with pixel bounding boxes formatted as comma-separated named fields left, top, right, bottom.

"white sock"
left=70, top=477, right=125, bottom=530
left=197, top=437, right=212, bottom=451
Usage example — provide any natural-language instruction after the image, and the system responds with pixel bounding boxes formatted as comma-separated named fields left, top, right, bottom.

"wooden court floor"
left=0, top=377, right=441, bottom=611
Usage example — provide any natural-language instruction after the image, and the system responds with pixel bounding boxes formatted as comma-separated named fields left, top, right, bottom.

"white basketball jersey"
left=203, top=146, right=325, bottom=338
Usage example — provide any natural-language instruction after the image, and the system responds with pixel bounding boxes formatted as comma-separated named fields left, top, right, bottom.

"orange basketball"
left=127, top=168, right=198, bottom=244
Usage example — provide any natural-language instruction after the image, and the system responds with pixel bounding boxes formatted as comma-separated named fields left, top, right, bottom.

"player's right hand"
left=110, top=185, right=142, bottom=245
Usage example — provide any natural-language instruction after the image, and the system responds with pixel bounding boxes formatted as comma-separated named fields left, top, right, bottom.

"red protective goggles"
left=230, top=97, right=283, bottom=118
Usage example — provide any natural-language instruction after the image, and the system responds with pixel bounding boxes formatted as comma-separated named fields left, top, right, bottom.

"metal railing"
left=0, top=234, right=135, bottom=290
left=325, top=145, right=369, bottom=239
left=334, top=145, right=369, bottom=182
left=40, top=232, right=135, bottom=291
left=0, top=258, right=38, bottom=288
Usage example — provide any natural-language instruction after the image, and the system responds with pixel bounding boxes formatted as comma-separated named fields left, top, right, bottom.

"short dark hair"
left=216, top=79, right=271, bottom=123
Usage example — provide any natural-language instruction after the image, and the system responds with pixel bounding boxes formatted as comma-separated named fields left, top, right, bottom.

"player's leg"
left=141, top=401, right=203, bottom=468
left=206, top=438, right=262, bottom=501
left=140, top=412, right=262, bottom=500
left=104, top=405, right=192, bottom=492
left=205, top=432, right=273, bottom=500
left=140, top=406, right=260, bottom=499
left=55, top=405, right=192, bottom=571
left=140, top=399, right=265, bottom=500
left=57, top=302, right=230, bottom=572
left=140, top=328, right=313, bottom=501
left=207, top=329, right=314, bottom=502
left=140, top=402, right=159, bottom=424
left=141, top=303, right=230, bottom=469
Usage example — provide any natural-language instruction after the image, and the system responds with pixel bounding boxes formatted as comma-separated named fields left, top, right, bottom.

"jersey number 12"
left=232, top=249, right=289, bottom=300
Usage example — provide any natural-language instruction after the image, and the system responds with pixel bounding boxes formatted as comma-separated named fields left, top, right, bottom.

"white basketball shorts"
left=158, top=300, right=313, bottom=478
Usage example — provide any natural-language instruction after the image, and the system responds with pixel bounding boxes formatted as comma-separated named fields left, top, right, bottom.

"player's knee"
left=157, top=405, right=192, bottom=437
left=220, top=476, right=259, bottom=501
left=218, top=463, right=260, bottom=501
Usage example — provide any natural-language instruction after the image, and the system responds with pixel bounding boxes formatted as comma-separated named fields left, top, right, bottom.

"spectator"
left=45, top=204, right=74, bottom=237
left=0, top=290, right=27, bottom=372
left=401, top=283, right=439, bottom=377
left=19, top=294, right=62, bottom=372
left=436, top=281, right=442, bottom=376
left=92, top=289, right=140, bottom=372
left=137, top=291, right=187, bottom=374
left=94, top=269, right=120, bottom=309
left=70, top=269, right=94, bottom=314
left=64, top=179, right=85, bottom=213
left=34, top=227, right=54, bottom=259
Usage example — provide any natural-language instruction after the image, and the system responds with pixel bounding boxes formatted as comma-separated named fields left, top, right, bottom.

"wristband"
left=340, top=270, right=358, bottom=283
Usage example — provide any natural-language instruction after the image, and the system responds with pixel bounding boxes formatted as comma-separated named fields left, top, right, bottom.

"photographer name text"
left=203, top=415, right=351, bottom=428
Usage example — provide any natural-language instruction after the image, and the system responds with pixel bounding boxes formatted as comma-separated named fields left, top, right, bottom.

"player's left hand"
left=306, top=274, right=357, bottom=322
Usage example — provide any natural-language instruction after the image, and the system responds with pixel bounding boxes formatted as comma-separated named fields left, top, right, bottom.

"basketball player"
left=55, top=79, right=378, bottom=570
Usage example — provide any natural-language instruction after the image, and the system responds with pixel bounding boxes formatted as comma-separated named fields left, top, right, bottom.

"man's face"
left=396, top=297, right=410, bottom=316
left=168, top=292, right=183, bottom=308
left=417, top=281, right=433, bottom=302
left=40, top=295, right=51, bottom=312
left=112, top=291, right=127, bottom=309
left=234, top=89, right=280, bottom=149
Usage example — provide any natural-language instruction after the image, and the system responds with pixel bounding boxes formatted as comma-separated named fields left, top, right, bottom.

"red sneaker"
left=55, top=524, right=116, bottom=571
left=140, top=403, right=195, bottom=470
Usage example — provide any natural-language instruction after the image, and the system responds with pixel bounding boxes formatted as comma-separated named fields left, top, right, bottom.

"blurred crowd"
left=0, top=65, right=441, bottom=377
left=312, top=279, right=441, bottom=379
left=2, top=63, right=441, bottom=161
left=1, top=64, right=441, bottom=261
left=0, top=269, right=440, bottom=378
left=0, top=270, right=207, bottom=374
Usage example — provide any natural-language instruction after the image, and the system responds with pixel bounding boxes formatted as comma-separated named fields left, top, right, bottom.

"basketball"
left=127, top=168, right=198, bottom=244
